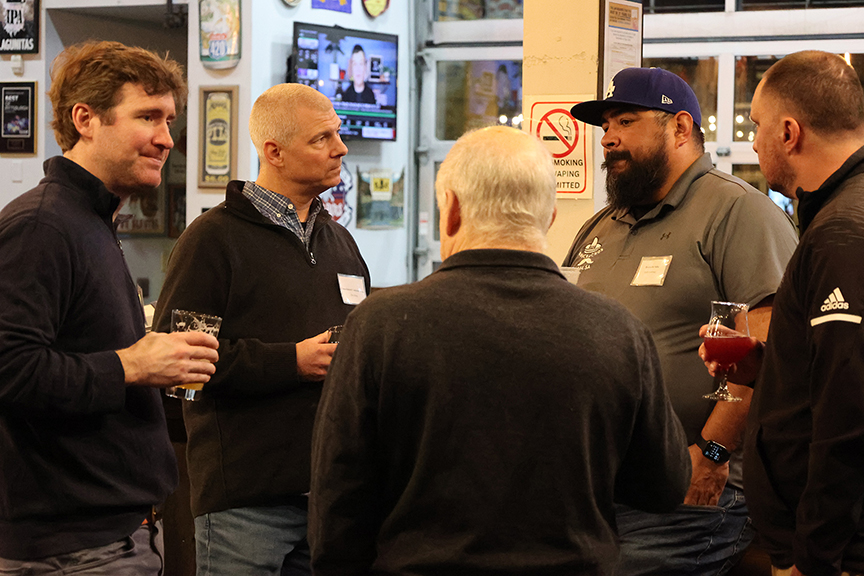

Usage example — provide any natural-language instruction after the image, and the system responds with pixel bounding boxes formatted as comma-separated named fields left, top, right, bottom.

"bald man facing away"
left=154, top=83, right=370, bottom=575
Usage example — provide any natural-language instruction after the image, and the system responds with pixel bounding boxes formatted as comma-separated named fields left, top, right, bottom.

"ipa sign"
left=526, top=97, right=593, bottom=198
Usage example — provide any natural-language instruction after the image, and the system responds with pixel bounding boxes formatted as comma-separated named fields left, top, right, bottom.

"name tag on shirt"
left=338, top=274, right=367, bottom=305
left=631, top=256, right=673, bottom=287
left=560, top=266, right=582, bottom=285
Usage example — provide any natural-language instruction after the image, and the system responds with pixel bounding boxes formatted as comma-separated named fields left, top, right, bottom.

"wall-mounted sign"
left=602, top=0, right=642, bottom=90
left=1, top=81, right=35, bottom=154
left=526, top=95, right=593, bottom=198
left=198, top=86, right=239, bottom=188
left=362, top=0, right=389, bottom=18
left=312, top=0, right=350, bottom=14
left=321, top=164, right=354, bottom=227
left=1, top=0, right=38, bottom=54
left=116, top=186, right=166, bottom=236
left=199, top=0, right=241, bottom=69
left=357, top=167, right=404, bottom=229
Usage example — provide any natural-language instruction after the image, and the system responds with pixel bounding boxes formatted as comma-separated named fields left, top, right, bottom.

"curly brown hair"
left=48, top=41, right=187, bottom=152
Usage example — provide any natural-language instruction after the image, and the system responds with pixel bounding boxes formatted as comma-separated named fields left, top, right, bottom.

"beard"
left=602, top=142, right=671, bottom=210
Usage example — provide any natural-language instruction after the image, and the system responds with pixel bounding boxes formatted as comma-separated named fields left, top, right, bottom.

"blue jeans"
left=0, top=521, right=163, bottom=575
left=194, top=505, right=310, bottom=576
left=615, top=486, right=754, bottom=576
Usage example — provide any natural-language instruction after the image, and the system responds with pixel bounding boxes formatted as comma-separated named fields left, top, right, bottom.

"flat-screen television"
left=291, top=22, right=398, bottom=141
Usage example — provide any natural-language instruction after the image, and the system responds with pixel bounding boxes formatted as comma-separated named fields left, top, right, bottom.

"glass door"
left=415, top=45, right=524, bottom=279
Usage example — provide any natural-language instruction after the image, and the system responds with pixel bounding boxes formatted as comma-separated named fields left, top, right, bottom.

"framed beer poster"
left=1, top=80, right=35, bottom=154
left=1, top=0, right=39, bottom=54
left=198, top=85, right=238, bottom=188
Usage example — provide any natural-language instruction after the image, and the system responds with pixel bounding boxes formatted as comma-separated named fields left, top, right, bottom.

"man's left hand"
left=684, top=444, right=728, bottom=506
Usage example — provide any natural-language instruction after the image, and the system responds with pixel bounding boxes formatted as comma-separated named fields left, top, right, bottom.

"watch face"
left=704, top=441, right=731, bottom=463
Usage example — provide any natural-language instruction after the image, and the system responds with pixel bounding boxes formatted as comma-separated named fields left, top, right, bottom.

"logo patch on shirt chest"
left=574, top=237, right=603, bottom=271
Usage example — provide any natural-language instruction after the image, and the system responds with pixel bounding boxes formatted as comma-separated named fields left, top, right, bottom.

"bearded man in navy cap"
left=563, top=67, right=798, bottom=575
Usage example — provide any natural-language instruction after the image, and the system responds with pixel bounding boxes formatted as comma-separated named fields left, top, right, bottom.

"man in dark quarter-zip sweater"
left=0, top=41, right=219, bottom=574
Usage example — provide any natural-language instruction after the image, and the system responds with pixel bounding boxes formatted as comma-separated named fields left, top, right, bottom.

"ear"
left=549, top=206, right=558, bottom=230
left=261, top=140, right=283, bottom=167
left=444, top=189, right=462, bottom=238
left=781, top=117, right=801, bottom=154
left=672, top=111, right=694, bottom=149
left=70, top=103, right=97, bottom=140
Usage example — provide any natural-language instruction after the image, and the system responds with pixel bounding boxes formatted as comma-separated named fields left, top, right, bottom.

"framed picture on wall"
left=1, top=81, right=36, bottom=154
left=0, top=0, right=39, bottom=55
left=168, top=185, right=187, bottom=238
left=116, top=184, right=167, bottom=236
left=198, top=85, right=239, bottom=188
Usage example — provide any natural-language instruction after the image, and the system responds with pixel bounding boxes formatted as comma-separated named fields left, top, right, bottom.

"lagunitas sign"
left=1, top=0, right=38, bottom=54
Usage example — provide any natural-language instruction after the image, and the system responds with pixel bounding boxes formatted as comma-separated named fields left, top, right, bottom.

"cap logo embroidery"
left=661, top=95, right=673, bottom=105
left=605, top=80, right=616, bottom=99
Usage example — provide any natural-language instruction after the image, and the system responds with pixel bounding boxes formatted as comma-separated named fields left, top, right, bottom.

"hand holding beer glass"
left=327, top=325, right=344, bottom=344
left=165, top=309, right=222, bottom=401
left=702, top=301, right=754, bottom=402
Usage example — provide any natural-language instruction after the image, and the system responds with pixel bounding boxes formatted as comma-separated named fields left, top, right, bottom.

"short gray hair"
left=249, top=83, right=332, bottom=158
left=435, top=126, right=556, bottom=246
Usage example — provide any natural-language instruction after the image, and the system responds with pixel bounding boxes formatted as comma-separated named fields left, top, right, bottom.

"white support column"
left=523, top=0, right=605, bottom=264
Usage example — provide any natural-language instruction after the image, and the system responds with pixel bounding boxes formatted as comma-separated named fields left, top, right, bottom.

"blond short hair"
left=249, top=83, right=333, bottom=159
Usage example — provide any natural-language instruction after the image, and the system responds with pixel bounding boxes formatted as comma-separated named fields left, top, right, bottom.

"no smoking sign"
left=537, top=109, right=580, bottom=158
left=527, top=97, right=593, bottom=197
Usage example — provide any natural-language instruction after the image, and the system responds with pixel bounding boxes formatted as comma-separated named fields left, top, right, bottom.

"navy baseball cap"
left=570, top=67, right=702, bottom=128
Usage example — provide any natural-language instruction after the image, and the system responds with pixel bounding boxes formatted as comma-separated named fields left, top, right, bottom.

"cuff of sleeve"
left=90, top=351, right=129, bottom=412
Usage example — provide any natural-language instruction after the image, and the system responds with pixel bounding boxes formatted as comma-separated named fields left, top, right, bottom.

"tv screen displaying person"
left=343, top=44, right=376, bottom=105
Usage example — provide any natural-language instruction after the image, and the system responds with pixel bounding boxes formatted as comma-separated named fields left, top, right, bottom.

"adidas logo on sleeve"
left=811, top=287, right=862, bottom=326
left=821, top=288, right=849, bottom=311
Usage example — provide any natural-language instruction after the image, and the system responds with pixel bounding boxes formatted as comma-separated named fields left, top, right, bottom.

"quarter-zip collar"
left=796, top=144, right=864, bottom=234
left=43, top=156, right=121, bottom=229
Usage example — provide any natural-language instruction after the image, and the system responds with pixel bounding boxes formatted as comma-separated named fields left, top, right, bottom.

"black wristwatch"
left=696, top=435, right=731, bottom=464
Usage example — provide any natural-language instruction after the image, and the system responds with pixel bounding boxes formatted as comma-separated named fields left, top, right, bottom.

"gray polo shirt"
left=563, top=153, right=798, bottom=487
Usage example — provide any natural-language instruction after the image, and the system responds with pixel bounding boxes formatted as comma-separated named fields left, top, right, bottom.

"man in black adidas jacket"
left=702, top=51, right=864, bottom=576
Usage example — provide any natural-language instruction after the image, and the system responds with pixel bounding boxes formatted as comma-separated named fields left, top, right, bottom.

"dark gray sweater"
left=310, top=249, right=690, bottom=576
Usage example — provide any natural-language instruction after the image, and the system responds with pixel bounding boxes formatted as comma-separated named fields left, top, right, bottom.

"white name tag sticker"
left=338, top=273, right=367, bottom=305
left=631, top=256, right=673, bottom=287
left=560, top=266, right=582, bottom=285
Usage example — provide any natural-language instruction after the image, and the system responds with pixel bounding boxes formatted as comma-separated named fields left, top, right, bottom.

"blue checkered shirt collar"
left=242, top=180, right=322, bottom=248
